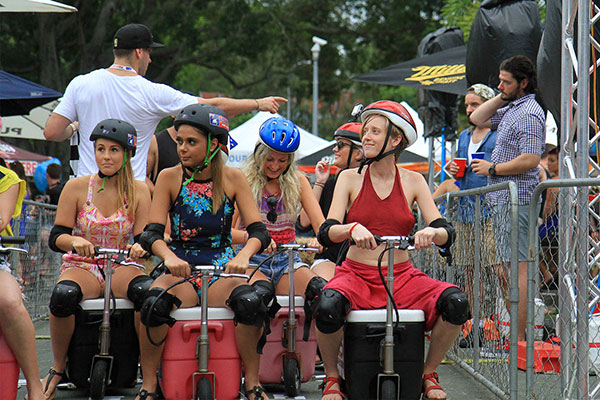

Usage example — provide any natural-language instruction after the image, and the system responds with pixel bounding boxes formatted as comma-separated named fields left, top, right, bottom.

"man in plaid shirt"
left=470, top=55, right=545, bottom=341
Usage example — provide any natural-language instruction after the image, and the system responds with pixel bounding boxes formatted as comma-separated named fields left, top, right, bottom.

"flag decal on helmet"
left=209, top=113, right=229, bottom=130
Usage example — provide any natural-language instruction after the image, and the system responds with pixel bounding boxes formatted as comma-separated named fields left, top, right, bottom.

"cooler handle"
left=182, top=322, right=225, bottom=342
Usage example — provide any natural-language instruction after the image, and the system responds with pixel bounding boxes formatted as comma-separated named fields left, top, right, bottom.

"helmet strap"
left=183, top=133, right=220, bottom=186
left=97, top=152, right=128, bottom=193
left=357, top=123, right=396, bottom=174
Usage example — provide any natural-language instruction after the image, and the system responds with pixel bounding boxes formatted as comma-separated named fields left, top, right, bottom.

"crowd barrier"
left=10, top=200, right=62, bottom=321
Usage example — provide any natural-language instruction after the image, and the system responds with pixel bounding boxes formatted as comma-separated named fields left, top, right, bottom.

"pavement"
left=16, top=319, right=502, bottom=400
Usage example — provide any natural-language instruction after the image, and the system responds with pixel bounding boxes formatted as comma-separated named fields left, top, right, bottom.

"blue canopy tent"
left=0, top=70, right=62, bottom=116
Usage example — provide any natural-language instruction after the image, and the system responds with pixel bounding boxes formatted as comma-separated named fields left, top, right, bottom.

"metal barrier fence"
left=525, top=178, right=600, bottom=400
left=10, top=200, right=61, bottom=321
left=422, top=182, right=520, bottom=399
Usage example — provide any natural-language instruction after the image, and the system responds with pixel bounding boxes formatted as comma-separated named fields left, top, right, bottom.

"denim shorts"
left=250, top=250, right=307, bottom=286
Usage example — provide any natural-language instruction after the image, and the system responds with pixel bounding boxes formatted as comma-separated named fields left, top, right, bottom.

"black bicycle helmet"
left=89, top=118, right=137, bottom=157
left=174, top=103, right=229, bottom=154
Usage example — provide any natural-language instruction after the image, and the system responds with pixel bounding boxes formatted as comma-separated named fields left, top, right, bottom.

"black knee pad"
left=252, top=280, right=276, bottom=308
left=140, top=288, right=182, bottom=327
left=436, top=287, right=471, bottom=325
left=314, top=289, right=350, bottom=334
left=226, top=284, right=266, bottom=328
left=49, top=280, right=83, bottom=318
left=303, top=276, right=328, bottom=340
left=127, top=275, right=154, bottom=311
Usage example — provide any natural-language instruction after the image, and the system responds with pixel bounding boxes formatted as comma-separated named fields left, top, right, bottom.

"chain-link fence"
left=524, top=178, right=600, bottom=400
left=419, top=181, right=520, bottom=399
left=10, top=200, right=61, bottom=321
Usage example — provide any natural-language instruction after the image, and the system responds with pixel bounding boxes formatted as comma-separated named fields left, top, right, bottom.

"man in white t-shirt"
left=44, top=23, right=286, bottom=181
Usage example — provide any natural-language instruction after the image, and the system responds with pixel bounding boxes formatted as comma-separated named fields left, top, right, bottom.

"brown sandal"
left=422, top=371, right=446, bottom=399
left=41, top=368, right=65, bottom=400
left=320, top=376, right=345, bottom=399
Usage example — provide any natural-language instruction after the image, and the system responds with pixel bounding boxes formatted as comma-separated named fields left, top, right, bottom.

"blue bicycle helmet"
left=258, top=117, right=300, bottom=153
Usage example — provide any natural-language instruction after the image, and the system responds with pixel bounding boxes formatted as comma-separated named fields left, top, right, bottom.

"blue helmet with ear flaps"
left=258, top=117, right=300, bottom=153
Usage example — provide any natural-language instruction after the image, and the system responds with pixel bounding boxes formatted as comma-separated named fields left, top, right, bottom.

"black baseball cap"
left=113, top=23, right=164, bottom=49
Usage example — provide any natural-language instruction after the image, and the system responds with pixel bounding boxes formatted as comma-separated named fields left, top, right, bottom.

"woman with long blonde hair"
left=43, top=119, right=152, bottom=399
left=235, top=117, right=327, bottom=326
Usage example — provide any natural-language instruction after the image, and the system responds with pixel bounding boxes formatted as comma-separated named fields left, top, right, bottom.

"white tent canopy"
left=0, top=0, right=77, bottom=12
left=227, top=112, right=333, bottom=168
left=0, top=100, right=58, bottom=140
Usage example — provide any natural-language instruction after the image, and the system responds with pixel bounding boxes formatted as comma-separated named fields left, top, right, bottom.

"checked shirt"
left=487, top=94, right=545, bottom=205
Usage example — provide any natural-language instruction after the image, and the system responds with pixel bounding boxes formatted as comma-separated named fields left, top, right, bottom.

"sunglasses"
left=334, top=140, right=351, bottom=150
left=266, top=195, right=278, bottom=223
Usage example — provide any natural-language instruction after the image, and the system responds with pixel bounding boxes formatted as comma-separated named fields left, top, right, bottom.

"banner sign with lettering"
left=352, top=45, right=467, bottom=96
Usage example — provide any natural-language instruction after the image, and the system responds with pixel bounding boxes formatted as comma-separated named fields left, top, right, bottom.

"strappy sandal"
left=244, top=385, right=267, bottom=400
left=136, top=389, right=159, bottom=399
left=320, top=376, right=346, bottom=399
left=41, top=368, right=66, bottom=400
left=422, top=371, right=446, bottom=400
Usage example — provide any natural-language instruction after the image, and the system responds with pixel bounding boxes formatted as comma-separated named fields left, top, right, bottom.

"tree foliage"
left=0, top=0, right=445, bottom=155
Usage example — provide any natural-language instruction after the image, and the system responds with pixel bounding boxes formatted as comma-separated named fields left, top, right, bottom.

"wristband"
left=68, top=123, right=78, bottom=139
left=314, top=182, right=325, bottom=188
left=255, top=99, right=260, bottom=110
left=348, top=222, right=359, bottom=238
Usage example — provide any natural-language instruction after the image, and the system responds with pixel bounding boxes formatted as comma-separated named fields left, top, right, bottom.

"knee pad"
left=314, top=289, right=350, bottom=334
left=49, top=280, right=83, bottom=318
left=140, top=288, right=182, bottom=327
left=226, top=284, right=266, bottom=328
left=127, top=275, right=154, bottom=311
left=251, top=280, right=276, bottom=309
left=303, top=276, right=328, bottom=340
left=436, top=287, right=471, bottom=325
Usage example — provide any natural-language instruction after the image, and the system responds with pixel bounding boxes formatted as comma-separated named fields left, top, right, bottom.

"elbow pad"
left=246, top=222, right=271, bottom=254
left=429, top=217, right=455, bottom=250
left=49, top=225, right=73, bottom=253
left=139, top=223, right=166, bottom=255
left=317, top=218, right=341, bottom=248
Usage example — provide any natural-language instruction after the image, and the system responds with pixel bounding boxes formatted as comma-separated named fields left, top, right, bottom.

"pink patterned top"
left=60, top=175, right=134, bottom=283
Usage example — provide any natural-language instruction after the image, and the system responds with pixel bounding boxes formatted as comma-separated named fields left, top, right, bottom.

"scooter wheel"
left=283, top=358, right=301, bottom=397
left=195, top=377, right=212, bottom=400
left=89, top=359, right=109, bottom=400
left=380, top=378, right=396, bottom=400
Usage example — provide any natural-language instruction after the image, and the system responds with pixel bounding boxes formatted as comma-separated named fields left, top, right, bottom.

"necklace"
left=109, top=64, right=137, bottom=74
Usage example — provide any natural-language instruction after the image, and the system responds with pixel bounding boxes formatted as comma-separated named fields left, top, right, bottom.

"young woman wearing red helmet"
left=313, top=101, right=469, bottom=400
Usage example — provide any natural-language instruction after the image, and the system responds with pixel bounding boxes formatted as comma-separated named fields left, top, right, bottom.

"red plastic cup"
left=454, top=158, right=467, bottom=177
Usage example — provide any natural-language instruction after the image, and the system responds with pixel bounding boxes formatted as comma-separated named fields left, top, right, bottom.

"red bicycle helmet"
left=334, top=122, right=362, bottom=147
left=360, top=100, right=417, bottom=147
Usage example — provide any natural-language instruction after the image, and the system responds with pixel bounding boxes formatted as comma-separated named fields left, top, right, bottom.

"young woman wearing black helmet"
left=43, top=118, right=152, bottom=399
left=314, top=101, right=469, bottom=400
left=136, top=104, right=273, bottom=400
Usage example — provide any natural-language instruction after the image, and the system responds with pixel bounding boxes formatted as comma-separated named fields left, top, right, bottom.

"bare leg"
left=137, top=275, right=197, bottom=398
left=44, top=268, right=101, bottom=397
left=0, top=272, right=45, bottom=400
left=311, top=260, right=336, bottom=281
left=316, top=328, right=344, bottom=400
left=423, top=317, right=461, bottom=399
left=276, top=266, right=317, bottom=296
left=517, top=261, right=528, bottom=341
left=209, top=276, right=270, bottom=400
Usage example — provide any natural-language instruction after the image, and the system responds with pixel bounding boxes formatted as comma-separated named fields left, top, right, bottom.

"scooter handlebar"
left=189, top=264, right=249, bottom=279
left=0, top=236, right=27, bottom=254
left=349, top=235, right=415, bottom=250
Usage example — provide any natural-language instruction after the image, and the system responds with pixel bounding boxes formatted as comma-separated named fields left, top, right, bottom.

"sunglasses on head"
left=266, top=195, right=278, bottom=223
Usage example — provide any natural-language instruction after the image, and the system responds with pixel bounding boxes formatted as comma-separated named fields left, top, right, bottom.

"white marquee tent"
left=227, top=112, right=333, bottom=168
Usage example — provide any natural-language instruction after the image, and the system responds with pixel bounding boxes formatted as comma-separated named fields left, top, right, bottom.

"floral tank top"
left=62, top=175, right=134, bottom=271
left=169, top=170, right=235, bottom=268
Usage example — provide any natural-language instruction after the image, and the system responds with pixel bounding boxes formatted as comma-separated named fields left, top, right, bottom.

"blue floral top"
left=169, top=173, right=234, bottom=268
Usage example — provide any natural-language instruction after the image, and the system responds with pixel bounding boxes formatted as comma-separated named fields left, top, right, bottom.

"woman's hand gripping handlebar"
left=189, top=264, right=249, bottom=280
left=71, top=247, right=146, bottom=270
left=349, top=234, right=415, bottom=251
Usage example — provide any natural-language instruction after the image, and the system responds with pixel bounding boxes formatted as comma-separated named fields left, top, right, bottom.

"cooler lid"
left=276, top=295, right=305, bottom=307
left=347, top=309, right=424, bottom=323
left=80, top=298, right=134, bottom=310
left=170, top=307, right=234, bottom=320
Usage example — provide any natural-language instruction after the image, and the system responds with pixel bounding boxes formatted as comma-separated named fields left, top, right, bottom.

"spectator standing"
left=470, top=55, right=546, bottom=341
left=44, top=23, right=286, bottom=182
